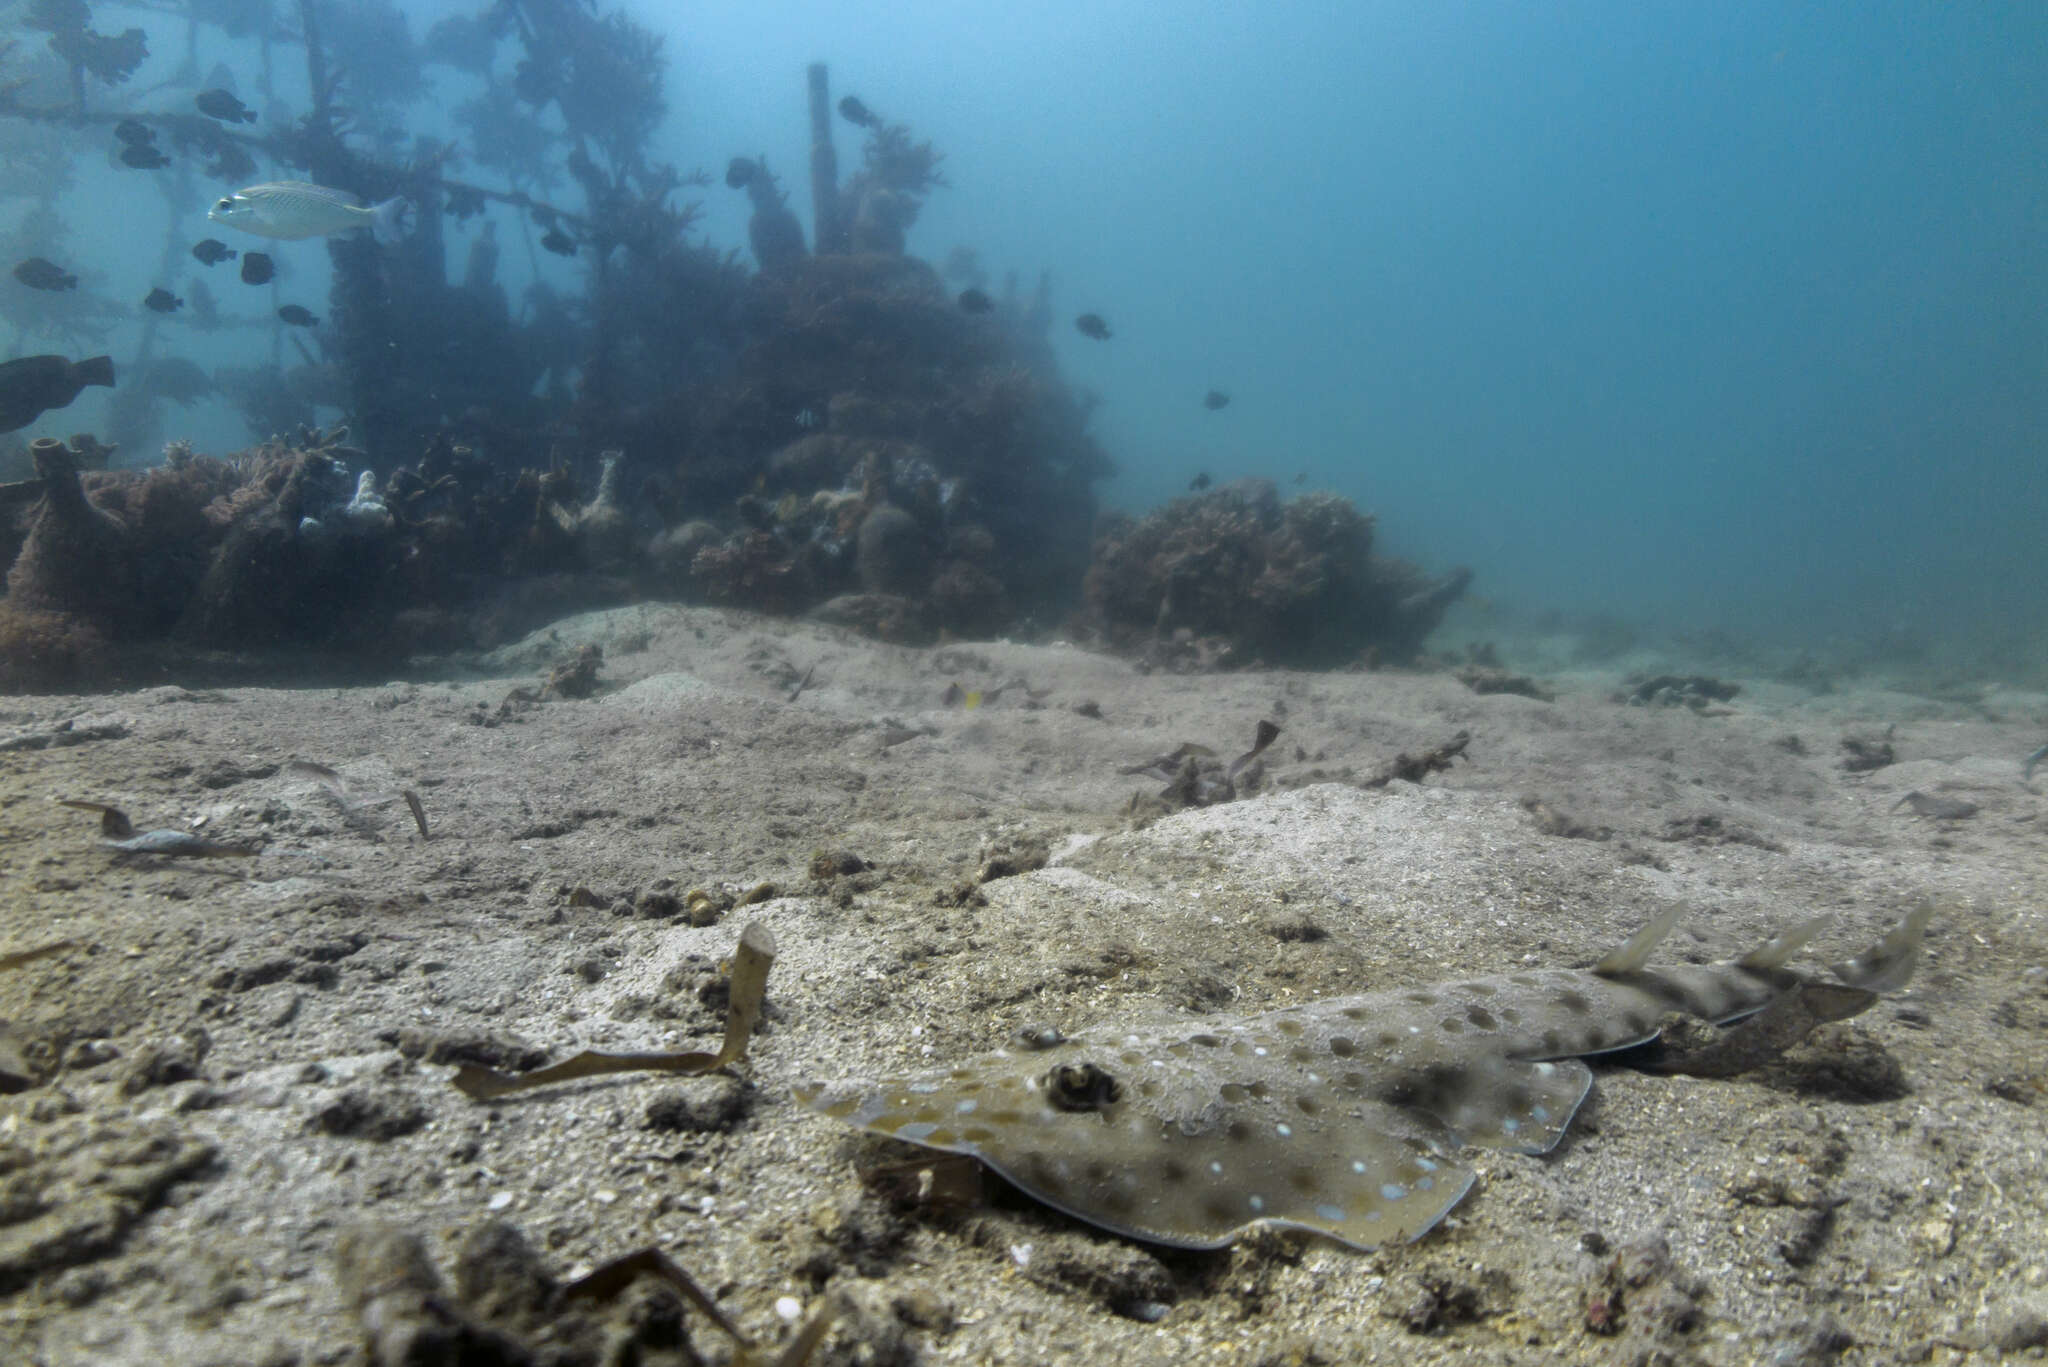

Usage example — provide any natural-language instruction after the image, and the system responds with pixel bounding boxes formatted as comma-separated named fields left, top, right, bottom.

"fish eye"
left=214, top=198, right=233, bottom=211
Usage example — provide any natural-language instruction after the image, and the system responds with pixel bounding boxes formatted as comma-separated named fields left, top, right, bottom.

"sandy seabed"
left=0, top=603, right=2043, bottom=1365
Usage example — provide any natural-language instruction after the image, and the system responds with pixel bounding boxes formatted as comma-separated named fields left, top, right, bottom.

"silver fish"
left=795, top=904, right=1932, bottom=1251
left=208, top=181, right=410, bottom=244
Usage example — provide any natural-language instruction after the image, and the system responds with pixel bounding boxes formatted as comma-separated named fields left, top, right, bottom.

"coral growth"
left=1081, top=479, right=1470, bottom=669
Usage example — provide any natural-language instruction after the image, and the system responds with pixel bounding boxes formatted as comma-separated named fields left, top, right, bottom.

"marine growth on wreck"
left=0, top=2, right=1471, bottom=691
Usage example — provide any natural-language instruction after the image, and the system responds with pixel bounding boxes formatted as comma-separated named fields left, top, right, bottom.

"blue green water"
left=9, top=0, right=2045, bottom=663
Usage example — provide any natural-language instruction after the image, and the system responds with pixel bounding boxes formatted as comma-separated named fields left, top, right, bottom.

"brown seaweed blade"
left=0, top=940, right=74, bottom=973
left=401, top=789, right=429, bottom=840
left=59, top=799, right=135, bottom=838
left=452, top=921, right=776, bottom=1100
left=562, top=1246, right=749, bottom=1344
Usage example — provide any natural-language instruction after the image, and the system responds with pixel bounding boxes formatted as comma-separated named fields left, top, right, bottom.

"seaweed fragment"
left=1616, top=674, right=1740, bottom=710
left=1360, top=730, right=1471, bottom=788
left=452, top=921, right=775, bottom=1099
left=401, top=789, right=429, bottom=840
left=1839, top=730, right=1895, bottom=773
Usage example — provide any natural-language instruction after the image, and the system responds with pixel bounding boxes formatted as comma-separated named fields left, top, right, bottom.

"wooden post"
left=807, top=63, right=844, bottom=254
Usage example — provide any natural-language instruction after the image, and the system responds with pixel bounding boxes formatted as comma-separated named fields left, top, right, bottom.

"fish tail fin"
left=1594, top=909, right=1682, bottom=976
left=75, top=356, right=115, bottom=388
left=1737, top=914, right=1832, bottom=971
left=1831, top=900, right=1935, bottom=993
left=370, top=197, right=413, bottom=246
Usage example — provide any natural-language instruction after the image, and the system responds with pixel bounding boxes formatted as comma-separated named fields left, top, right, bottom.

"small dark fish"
left=0, top=354, right=116, bottom=435
left=957, top=287, right=993, bottom=314
left=194, top=88, right=257, bottom=123
left=12, top=257, right=77, bottom=291
left=120, top=143, right=171, bottom=169
left=539, top=228, right=576, bottom=256
left=725, top=156, right=758, bottom=190
left=1189, top=472, right=1212, bottom=491
left=191, top=238, right=237, bottom=266
left=277, top=304, right=319, bottom=327
left=1293, top=471, right=1306, bottom=485
left=838, top=95, right=882, bottom=129
left=239, top=251, right=275, bottom=285
left=1075, top=313, right=1112, bottom=340
left=113, top=118, right=154, bottom=145
left=1203, top=389, right=1230, bottom=411
left=143, top=287, right=183, bottom=313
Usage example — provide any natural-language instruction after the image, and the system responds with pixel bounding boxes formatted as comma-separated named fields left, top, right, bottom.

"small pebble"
left=774, top=1295, right=803, bottom=1322
left=488, top=1192, right=514, bottom=1212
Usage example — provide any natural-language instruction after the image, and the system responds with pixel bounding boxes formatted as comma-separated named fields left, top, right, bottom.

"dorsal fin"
left=1831, top=901, right=1935, bottom=993
left=1595, top=910, right=1681, bottom=976
left=1738, top=914, right=1832, bottom=971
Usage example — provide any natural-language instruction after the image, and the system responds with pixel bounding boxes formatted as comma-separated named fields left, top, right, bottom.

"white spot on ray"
left=1276, top=1124, right=1293, bottom=1137
left=1249, top=1195, right=1266, bottom=1212
left=1352, top=1160, right=1367, bottom=1173
left=1316, top=1203, right=1345, bottom=1221
left=1381, top=1182, right=1406, bottom=1201
left=1209, top=1161, right=1224, bottom=1175
left=956, top=1100, right=977, bottom=1114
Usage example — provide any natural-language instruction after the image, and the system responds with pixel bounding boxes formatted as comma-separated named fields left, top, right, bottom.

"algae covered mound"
left=1081, top=478, right=1471, bottom=668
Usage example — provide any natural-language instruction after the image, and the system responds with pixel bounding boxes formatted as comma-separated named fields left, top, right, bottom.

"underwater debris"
left=786, top=662, right=817, bottom=702
left=1616, top=674, right=1740, bottom=709
left=1520, top=795, right=1612, bottom=841
left=238, top=251, right=274, bottom=284
left=957, top=286, right=992, bottom=313
left=544, top=642, right=604, bottom=698
left=193, top=88, right=256, bottom=123
left=452, top=920, right=774, bottom=1099
left=142, top=287, right=181, bottom=314
left=12, top=257, right=76, bottom=291
left=1839, top=731, right=1895, bottom=773
left=0, top=940, right=75, bottom=975
left=0, top=354, right=113, bottom=434
left=1890, top=790, right=1978, bottom=821
left=1360, top=729, right=1471, bottom=788
left=190, top=238, right=237, bottom=266
left=0, top=711, right=130, bottom=752
left=1228, top=718, right=1282, bottom=780
left=1075, top=313, right=1112, bottom=340
left=1123, top=721, right=1280, bottom=814
left=276, top=304, right=319, bottom=327
left=1203, top=389, right=1230, bottom=411
left=1457, top=664, right=1555, bottom=701
left=401, top=789, right=429, bottom=840
left=336, top=1220, right=836, bottom=1367
left=2022, top=742, right=2046, bottom=783
left=796, top=906, right=1931, bottom=1252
